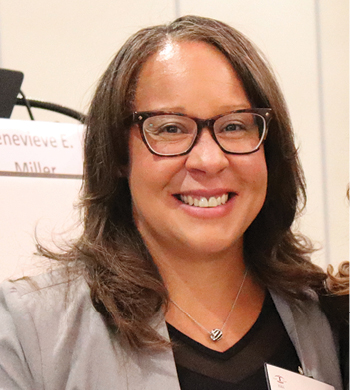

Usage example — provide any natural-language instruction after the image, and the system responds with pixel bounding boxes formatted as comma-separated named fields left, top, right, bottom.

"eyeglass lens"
left=142, top=113, right=265, bottom=155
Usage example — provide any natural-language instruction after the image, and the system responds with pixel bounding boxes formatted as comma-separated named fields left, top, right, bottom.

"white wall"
left=0, top=0, right=348, bottom=280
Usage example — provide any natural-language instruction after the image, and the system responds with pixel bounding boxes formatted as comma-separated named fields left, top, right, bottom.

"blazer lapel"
left=270, top=291, right=343, bottom=390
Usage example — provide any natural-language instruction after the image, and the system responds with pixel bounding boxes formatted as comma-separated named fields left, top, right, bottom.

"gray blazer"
left=0, top=270, right=343, bottom=390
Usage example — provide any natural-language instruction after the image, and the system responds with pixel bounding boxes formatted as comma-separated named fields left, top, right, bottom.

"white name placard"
left=0, top=118, right=84, bottom=178
left=265, top=364, right=335, bottom=390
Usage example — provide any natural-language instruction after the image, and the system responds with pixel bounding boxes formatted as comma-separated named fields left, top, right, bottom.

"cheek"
left=252, top=154, right=268, bottom=197
left=253, top=160, right=268, bottom=189
left=253, top=156, right=268, bottom=212
left=257, top=150, right=268, bottom=184
left=234, top=150, right=267, bottom=188
left=128, top=132, right=152, bottom=199
left=128, top=129, right=183, bottom=198
left=128, top=128, right=156, bottom=181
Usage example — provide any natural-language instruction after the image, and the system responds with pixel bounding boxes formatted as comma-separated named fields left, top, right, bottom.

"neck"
left=148, top=240, right=253, bottom=329
left=147, top=236, right=246, bottom=304
left=162, top=257, right=246, bottom=303
left=139, top=229, right=265, bottom=351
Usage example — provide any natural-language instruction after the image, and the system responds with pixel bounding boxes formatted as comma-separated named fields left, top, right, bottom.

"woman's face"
left=128, top=40, right=267, bottom=258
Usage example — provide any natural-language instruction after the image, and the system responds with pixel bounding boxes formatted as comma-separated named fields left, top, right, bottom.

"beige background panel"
left=0, top=175, right=82, bottom=281
left=317, top=0, right=349, bottom=264
left=0, top=0, right=175, bottom=120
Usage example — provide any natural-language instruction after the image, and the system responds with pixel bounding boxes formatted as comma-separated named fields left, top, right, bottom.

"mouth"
left=177, top=193, right=234, bottom=208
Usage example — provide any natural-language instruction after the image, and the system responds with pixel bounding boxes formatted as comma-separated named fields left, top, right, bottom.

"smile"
left=179, top=193, right=229, bottom=208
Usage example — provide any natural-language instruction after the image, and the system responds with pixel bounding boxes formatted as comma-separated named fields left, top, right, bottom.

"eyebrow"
left=142, top=105, right=251, bottom=114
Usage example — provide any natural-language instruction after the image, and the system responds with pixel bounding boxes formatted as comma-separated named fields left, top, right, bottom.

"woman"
left=0, top=15, right=344, bottom=390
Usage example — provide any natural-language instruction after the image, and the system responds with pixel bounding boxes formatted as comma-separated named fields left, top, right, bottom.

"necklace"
left=170, top=270, right=248, bottom=342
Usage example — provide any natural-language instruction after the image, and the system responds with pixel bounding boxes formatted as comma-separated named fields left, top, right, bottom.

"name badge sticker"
left=265, top=363, right=335, bottom=390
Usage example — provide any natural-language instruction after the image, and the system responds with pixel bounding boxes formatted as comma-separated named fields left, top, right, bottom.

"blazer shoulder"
left=1, top=267, right=88, bottom=308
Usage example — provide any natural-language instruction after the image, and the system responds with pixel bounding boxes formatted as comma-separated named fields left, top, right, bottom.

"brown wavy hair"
left=39, top=15, right=327, bottom=350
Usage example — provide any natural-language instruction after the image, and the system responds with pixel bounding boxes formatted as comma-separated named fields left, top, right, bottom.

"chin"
left=183, top=235, right=243, bottom=257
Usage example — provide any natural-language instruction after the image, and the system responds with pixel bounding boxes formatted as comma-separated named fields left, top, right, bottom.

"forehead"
left=134, top=40, right=250, bottom=115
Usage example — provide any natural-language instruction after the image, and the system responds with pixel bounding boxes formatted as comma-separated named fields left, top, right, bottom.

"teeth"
left=221, top=194, right=228, bottom=204
left=180, top=194, right=229, bottom=208
left=199, top=198, right=208, bottom=207
left=208, top=197, right=217, bottom=207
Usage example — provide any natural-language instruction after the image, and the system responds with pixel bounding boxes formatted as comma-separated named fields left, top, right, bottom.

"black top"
left=167, top=293, right=301, bottom=390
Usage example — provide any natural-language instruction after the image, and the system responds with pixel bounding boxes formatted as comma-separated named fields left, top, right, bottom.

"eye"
left=144, top=116, right=192, bottom=137
left=217, top=121, right=247, bottom=135
left=215, top=113, right=256, bottom=136
left=222, top=122, right=246, bottom=132
left=158, top=124, right=187, bottom=134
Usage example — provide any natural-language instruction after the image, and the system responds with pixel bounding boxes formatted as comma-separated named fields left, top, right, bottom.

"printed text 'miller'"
left=0, top=133, right=72, bottom=148
left=15, top=162, right=56, bottom=173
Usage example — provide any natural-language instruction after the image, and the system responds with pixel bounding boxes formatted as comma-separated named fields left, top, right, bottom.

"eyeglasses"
left=127, top=108, right=272, bottom=157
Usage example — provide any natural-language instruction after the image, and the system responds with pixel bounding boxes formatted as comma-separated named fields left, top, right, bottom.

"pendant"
left=210, top=328, right=223, bottom=341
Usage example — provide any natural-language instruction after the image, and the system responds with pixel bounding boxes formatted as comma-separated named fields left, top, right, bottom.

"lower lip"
left=175, top=195, right=236, bottom=218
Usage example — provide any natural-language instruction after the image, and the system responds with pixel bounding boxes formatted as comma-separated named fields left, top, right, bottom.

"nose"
left=185, top=129, right=229, bottom=174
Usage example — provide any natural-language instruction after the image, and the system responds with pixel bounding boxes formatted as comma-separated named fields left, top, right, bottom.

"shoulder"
left=270, top=288, right=336, bottom=343
left=270, top=288, right=324, bottom=319
left=1, top=267, right=90, bottom=315
left=271, top=288, right=347, bottom=338
left=0, top=267, right=95, bottom=340
left=0, top=267, right=104, bottom=344
left=0, top=268, right=180, bottom=390
left=0, top=268, right=117, bottom=388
